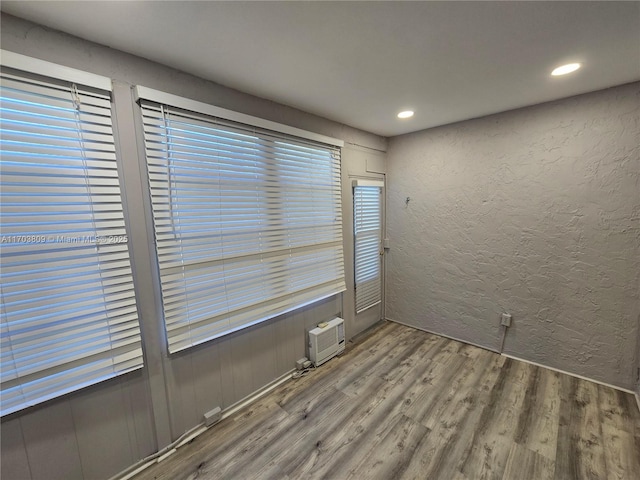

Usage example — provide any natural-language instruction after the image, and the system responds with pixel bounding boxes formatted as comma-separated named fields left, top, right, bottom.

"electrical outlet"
left=296, top=357, right=308, bottom=370
left=204, top=406, right=222, bottom=427
left=501, top=313, right=512, bottom=327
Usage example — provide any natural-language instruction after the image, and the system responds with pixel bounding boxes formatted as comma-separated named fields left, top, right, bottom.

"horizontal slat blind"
left=140, top=100, right=345, bottom=352
left=354, top=185, right=382, bottom=313
left=0, top=66, right=143, bottom=416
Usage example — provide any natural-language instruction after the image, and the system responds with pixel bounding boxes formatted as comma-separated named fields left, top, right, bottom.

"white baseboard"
left=385, top=317, right=500, bottom=353
left=385, top=317, right=635, bottom=396
left=501, top=353, right=635, bottom=394
left=220, top=369, right=294, bottom=421
left=113, top=368, right=295, bottom=480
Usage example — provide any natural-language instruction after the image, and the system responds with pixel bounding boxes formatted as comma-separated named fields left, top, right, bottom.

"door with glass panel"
left=353, top=180, right=384, bottom=314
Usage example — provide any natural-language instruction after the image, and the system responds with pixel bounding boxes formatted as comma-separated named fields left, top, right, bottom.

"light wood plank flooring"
left=136, top=321, right=640, bottom=480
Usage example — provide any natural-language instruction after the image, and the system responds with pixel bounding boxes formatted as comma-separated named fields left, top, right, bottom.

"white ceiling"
left=2, top=1, right=639, bottom=137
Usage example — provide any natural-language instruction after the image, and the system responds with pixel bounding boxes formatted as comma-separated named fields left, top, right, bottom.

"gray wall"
left=637, top=313, right=640, bottom=399
left=0, top=13, right=386, bottom=480
left=386, top=82, right=640, bottom=391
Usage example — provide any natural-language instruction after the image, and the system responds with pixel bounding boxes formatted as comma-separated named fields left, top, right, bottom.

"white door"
left=353, top=180, right=384, bottom=314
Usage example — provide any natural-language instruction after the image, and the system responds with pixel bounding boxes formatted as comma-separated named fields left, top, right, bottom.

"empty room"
left=0, top=2, right=639, bottom=479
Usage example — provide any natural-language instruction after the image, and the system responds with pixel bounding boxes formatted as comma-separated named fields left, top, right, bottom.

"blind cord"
left=72, top=83, right=115, bottom=350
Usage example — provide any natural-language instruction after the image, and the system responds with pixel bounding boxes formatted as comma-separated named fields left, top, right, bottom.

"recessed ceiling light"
left=397, top=110, right=414, bottom=119
left=551, top=63, right=581, bottom=76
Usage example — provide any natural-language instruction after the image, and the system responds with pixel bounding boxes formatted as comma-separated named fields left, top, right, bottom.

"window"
left=0, top=52, right=143, bottom=416
left=137, top=88, right=345, bottom=353
left=354, top=181, right=383, bottom=313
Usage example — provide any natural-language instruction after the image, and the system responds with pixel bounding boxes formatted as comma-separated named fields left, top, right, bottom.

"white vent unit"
left=309, top=317, right=345, bottom=367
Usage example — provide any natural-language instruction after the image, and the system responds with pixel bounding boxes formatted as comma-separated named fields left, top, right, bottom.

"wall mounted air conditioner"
left=309, top=317, right=345, bottom=367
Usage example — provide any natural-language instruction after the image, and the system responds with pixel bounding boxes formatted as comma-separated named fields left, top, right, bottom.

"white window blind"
left=139, top=96, right=345, bottom=353
left=0, top=61, right=143, bottom=416
left=354, top=183, right=382, bottom=313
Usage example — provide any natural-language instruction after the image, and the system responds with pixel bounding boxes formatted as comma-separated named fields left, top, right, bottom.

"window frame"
left=135, top=86, right=346, bottom=353
left=353, top=179, right=384, bottom=314
left=0, top=50, right=144, bottom=416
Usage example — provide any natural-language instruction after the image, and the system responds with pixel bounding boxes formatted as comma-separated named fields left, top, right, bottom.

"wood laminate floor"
left=136, top=321, right=640, bottom=480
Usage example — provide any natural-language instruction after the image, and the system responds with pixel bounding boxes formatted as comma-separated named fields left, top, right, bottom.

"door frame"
left=342, top=172, right=386, bottom=337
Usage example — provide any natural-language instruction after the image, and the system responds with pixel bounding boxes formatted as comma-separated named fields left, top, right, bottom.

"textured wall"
left=387, top=83, right=640, bottom=390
